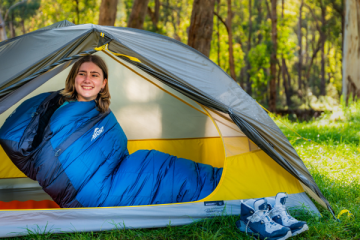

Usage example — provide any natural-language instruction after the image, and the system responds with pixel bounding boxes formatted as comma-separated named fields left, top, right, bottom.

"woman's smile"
left=81, top=86, right=94, bottom=90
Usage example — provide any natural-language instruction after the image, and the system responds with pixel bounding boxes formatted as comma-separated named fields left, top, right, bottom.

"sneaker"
left=236, top=198, right=292, bottom=240
left=268, top=192, right=309, bottom=236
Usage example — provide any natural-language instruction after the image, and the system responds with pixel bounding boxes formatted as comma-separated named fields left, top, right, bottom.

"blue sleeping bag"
left=0, top=91, right=222, bottom=207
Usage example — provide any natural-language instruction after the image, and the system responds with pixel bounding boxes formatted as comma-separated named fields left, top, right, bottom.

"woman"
left=0, top=55, right=223, bottom=208
left=59, top=54, right=110, bottom=112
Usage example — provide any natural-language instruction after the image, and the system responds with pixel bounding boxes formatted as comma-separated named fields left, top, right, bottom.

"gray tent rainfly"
left=0, top=20, right=334, bottom=237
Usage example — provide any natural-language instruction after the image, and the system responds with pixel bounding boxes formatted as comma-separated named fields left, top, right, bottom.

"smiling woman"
left=59, top=55, right=110, bottom=113
left=75, top=62, right=107, bottom=101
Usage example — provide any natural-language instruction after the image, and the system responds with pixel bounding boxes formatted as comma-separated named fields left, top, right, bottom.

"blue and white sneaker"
left=236, top=198, right=292, bottom=240
left=267, top=192, right=309, bottom=236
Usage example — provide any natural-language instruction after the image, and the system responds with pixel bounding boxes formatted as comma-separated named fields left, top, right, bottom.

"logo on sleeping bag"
left=91, top=126, right=104, bottom=141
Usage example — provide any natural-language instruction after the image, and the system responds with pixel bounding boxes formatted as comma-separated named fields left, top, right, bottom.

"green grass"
left=9, top=102, right=360, bottom=239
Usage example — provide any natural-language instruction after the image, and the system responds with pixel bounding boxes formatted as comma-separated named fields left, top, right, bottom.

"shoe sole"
left=236, top=220, right=292, bottom=240
left=292, top=224, right=309, bottom=236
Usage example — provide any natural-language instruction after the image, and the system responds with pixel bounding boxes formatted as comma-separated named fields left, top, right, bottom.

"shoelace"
left=245, top=209, right=278, bottom=234
left=269, top=205, right=296, bottom=222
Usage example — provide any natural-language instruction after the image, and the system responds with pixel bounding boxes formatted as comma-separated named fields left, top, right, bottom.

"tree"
left=188, top=0, right=216, bottom=57
left=226, top=0, right=236, bottom=80
left=280, top=0, right=292, bottom=107
left=1, top=0, right=40, bottom=38
left=216, top=0, right=221, bottom=66
left=297, top=0, right=304, bottom=97
left=128, top=0, right=151, bottom=29
left=147, top=0, right=160, bottom=30
left=99, top=0, right=118, bottom=26
left=213, top=0, right=236, bottom=80
left=268, top=0, right=277, bottom=112
left=319, top=0, right=327, bottom=95
left=303, top=2, right=326, bottom=95
left=0, top=9, right=7, bottom=41
left=329, top=0, right=344, bottom=51
left=246, top=0, right=253, bottom=94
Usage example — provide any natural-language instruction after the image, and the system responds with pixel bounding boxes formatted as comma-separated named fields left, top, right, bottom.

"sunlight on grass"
left=273, top=99, right=360, bottom=239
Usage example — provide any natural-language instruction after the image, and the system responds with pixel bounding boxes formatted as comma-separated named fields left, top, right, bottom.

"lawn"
left=10, top=102, right=360, bottom=240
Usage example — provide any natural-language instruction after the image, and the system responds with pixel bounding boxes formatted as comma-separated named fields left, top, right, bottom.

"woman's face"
left=74, top=62, right=107, bottom=102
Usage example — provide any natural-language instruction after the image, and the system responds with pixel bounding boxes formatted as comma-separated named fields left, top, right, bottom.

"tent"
left=0, top=20, right=333, bottom=237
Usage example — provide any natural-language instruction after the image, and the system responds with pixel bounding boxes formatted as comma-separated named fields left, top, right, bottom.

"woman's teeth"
left=82, top=86, right=93, bottom=90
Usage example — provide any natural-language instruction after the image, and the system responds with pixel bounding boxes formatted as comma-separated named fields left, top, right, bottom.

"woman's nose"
left=84, top=74, right=91, bottom=82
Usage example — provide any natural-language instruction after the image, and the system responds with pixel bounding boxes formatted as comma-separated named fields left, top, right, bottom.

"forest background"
left=0, top=0, right=344, bottom=114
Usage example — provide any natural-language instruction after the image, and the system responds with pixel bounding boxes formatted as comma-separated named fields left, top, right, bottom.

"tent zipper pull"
left=31, top=112, right=38, bottom=118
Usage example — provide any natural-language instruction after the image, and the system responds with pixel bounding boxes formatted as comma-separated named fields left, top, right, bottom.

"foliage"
left=0, top=0, right=40, bottom=36
left=0, top=0, right=344, bottom=109
left=248, top=43, right=270, bottom=101
left=27, top=0, right=100, bottom=31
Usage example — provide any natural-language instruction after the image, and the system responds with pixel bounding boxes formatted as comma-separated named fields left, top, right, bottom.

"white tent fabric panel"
left=201, top=107, right=256, bottom=157
left=214, top=121, right=245, bottom=137
left=204, top=108, right=245, bottom=137
left=106, top=51, right=218, bottom=139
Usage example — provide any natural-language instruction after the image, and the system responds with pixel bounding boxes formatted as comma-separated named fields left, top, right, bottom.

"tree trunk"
left=162, top=0, right=170, bottom=27
left=269, top=0, right=277, bottom=112
left=329, top=0, right=344, bottom=52
left=298, top=0, right=304, bottom=98
left=75, top=0, right=80, bottom=24
left=305, top=36, right=323, bottom=82
left=277, top=61, right=281, bottom=92
left=99, top=0, right=118, bottom=26
left=187, top=0, right=216, bottom=57
left=128, top=0, right=150, bottom=29
left=147, top=0, right=160, bottom=30
left=21, top=19, right=25, bottom=35
left=9, top=13, right=15, bottom=38
left=245, top=0, right=252, bottom=95
left=170, top=7, right=181, bottom=41
left=305, top=22, right=309, bottom=66
left=227, top=0, right=236, bottom=80
left=0, top=9, right=7, bottom=41
left=240, top=67, right=245, bottom=89
left=319, top=0, right=326, bottom=96
left=256, top=0, right=263, bottom=44
left=282, top=59, right=292, bottom=107
left=281, top=0, right=292, bottom=107
left=284, top=60, right=293, bottom=94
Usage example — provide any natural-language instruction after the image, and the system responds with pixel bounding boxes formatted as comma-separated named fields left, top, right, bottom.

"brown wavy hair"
left=60, top=55, right=110, bottom=113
